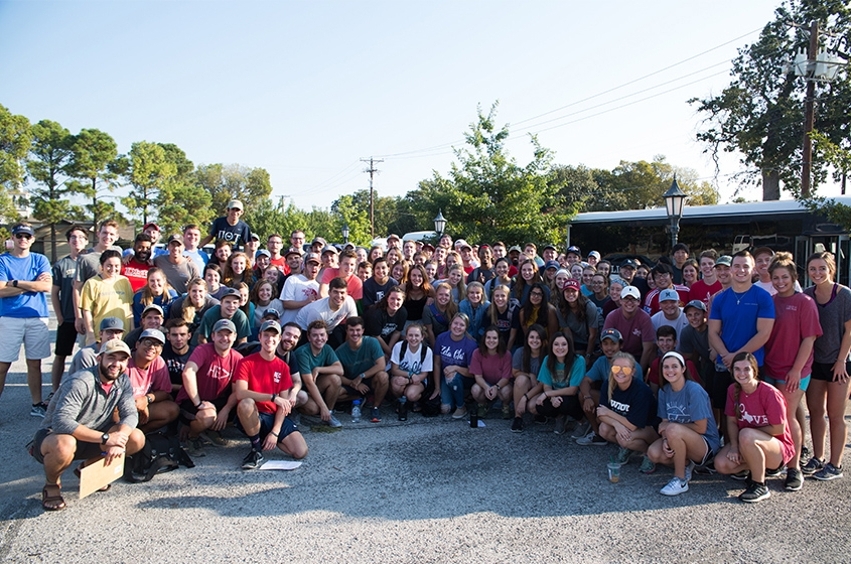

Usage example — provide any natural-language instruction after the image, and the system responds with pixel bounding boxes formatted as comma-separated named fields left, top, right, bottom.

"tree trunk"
left=762, top=170, right=780, bottom=201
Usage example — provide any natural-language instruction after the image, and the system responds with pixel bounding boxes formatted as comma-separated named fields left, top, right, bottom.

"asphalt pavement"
left=1, top=325, right=850, bottom=563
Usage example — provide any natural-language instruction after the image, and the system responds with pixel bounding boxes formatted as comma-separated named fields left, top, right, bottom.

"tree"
left=27, top=120, right=81, bottom=260
left=690, top=0, right=851, bottom=200
left=67, top=128, right=121, bottom=227
left=331, top=194, right=371, bottom=246
left=0, top=104, right=31, bottom=221
left=121, top=141, right=177, bottom=226
left=195, top=163, right=273, bottom=215
left=406, top=103, right=573, bottom=246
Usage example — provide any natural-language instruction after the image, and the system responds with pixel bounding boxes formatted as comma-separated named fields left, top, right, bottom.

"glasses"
left=530, top=291, right=544, bottom=297
left=141, top=339, right=163, bottom=348
left=610, top=365, right=635, bottom=376
left=14, top=233, right=33, bottom=239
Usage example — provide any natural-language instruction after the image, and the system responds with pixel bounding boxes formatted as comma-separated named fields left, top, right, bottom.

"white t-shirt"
left=295, top=296, right=358, bottom=332
left=390, top=341, right=434, bottom=375
left=280, top=275, right=320, bottom=324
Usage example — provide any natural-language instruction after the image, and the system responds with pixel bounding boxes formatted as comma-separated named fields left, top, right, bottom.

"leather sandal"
left=42, top=484, right=66, bottom=511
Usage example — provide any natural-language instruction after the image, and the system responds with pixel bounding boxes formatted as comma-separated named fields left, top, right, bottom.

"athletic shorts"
left=762, top=373, right=811, bottom=392
left=811, top=361, right=851, bottom=383
left=179, top=394, right=231, bottom=420
left=694, top=436, right=715, bottom=467
left=236, top=412, right=299, bottom=442
left=0, top=316, right=50, bottom=362
left=30, top=428, right=104, bottom=465
left=54, top=321, right=79, bottom=357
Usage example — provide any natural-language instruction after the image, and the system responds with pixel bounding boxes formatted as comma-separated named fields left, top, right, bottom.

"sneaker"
left=326, top=414, right=343, bottom=428
left=765, top=465, right=785, bottom=478
left=813, top=462, right=843, bottom=481
left=204, top=430, right=228, bottom=446
left=501, top=405, right=512, bottom=420
left=684, top=460, right=695, bottom=483
left=451, top=406, right=468, bottom=420
left=553, top=416, right=567, bottom=435
left=576, top=431, right=607, bottom=446
left=801, top=456, right=824, bottom=475
left=616, top=447, right=634, bottom=465
left=784, top=468, right=804, bottom=491
left=660, top=477, right=689, bottom=496
left=241, top=449, right=265, bottom=470
left=30, top=402, right=47, bottom=418
left=398, top=401, right=408, bottom=422
left=639, top=455, right=656, bottom=474
left=370, top=407, right=381, bottom=423
left=477, top=403, right=489, bottom=419
left=738, top=481, right=770, bottom=503
left=801, top=445, right=811, bottom=460
left=570, top=420, right=591, bottom=439
left=731, top=470, right=751, bottom=481
left=510, top=417, right=523, bottom=433
left=187, top=437, right=206, bottom=457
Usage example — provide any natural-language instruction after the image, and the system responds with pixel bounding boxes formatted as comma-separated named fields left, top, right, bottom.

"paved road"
left=1, top=330, right=849, bottom=563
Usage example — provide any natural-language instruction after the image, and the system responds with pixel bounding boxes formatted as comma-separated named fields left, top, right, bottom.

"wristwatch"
left=101, top=433, right=110, bottom=445
left=11, top=280, right=18, bottom=288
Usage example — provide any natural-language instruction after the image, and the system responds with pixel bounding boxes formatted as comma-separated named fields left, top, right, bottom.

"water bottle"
left=351, top=399, right=361, bottom=423
left=398, top=396, right=408, bottom=422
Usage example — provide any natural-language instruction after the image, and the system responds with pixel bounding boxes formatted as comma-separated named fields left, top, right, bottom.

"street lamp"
left=433, top=210, right=447, bottom=236
left=342, top=224, right=349, bottom=244
left=663, top=175, right=687, bottom=248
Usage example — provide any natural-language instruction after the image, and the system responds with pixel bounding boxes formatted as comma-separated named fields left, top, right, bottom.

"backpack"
left=400, top=341, right=441, bottom=417
left=124, top=431, right=195, bottom=483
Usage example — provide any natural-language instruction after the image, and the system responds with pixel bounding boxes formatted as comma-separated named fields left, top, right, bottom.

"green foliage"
left=690, top=0, right=851, bottom=200
left=331, top=194, right=372, bottom=246
left=799, top=130, right=851, bottom=230
left=67, top=128, right=120, bottom=226
left=122, top=141, right=177, bottom=225
left=0, top=104, right=31, bottom=222
left=403, top=103, right=573, bottom=247
left=195, top=163, right=273, bottom=214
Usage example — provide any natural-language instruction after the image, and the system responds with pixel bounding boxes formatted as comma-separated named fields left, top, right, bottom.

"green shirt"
left=335, top=336, right=384, bottom=379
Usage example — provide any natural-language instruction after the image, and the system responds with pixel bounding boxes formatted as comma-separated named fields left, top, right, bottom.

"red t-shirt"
left=725, top=380, right=796, bottom=464
left=764, top=292, right=822, bottom=379
left=122, top=258, right=152, bottom=293
left=320, top=268, right=363, bottom=300
left=127, top=356, right=171, bottom=398
left=603, top=309, right=655, bottom=360
left=689, top=279, right=722, bottom=309
left=175, top=343, right=243, bottom=403
left=234, top=352, right=293, bottom=415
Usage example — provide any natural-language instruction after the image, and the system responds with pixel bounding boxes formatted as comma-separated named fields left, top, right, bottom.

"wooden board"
left=79, top=453, right=125, bottom=499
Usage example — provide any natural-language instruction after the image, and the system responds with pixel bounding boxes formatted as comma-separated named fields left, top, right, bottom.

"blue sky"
left=1, top=0, right=817, bottom=216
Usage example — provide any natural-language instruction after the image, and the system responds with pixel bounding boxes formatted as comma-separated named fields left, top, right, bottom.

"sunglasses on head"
left=611, top=365, right=635, bottom=376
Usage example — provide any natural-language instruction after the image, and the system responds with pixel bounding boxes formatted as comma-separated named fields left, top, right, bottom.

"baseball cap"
left=220, top=287, right=241, bottom=299
left=311, top=236, right=327, bottom=247
left=715, top=255, right=733, bottom=267
left=99, top=339, right=131, bottom=357
left=141, top=304, right=164, bottom=318
left=684, top=299, right=707, bottom=313
left=564, top=279, right=580, bottom=291
left=600, top=328, right=623, bottom=343
left=621, top=286, right=641, bottom=300
left=508, top=245, right=522, bottom=254
left=139, top=328, right=166, bottom=345
left=455, top=239, right=472, bottom=251
left=304, top=252, right=321, bottom=264
left=659, top=288, right=679, bottom=302
left=588, top=250, right=601, bottom=259
left=11, top=224, right=35, bottom=237
left=263, top=308, right=281, bottom=320
left=213, top=318, right=237, bottom=333
left=166, top=234, right=183, bottom=245
left=99, top=317, right=125, bottom=332
left=250, top=232, right=261, bottom=242
left=566, top=245, right=581, bottom=256
left=321, top=245, right=339, bottom=255
left=620, top=259, right=638, bottom=270
left=386, top=234, right=401, bottom=241
left=142, top=222, right=160, bottom=232
left=259, top=319, right=282, bottom=334
left=255, top=249, right=271, bottom=259
left=543, top=244, right=557, bottom=251
left=544, top=260, right=560, bottom=271
left=227, top=199, right=244, bottom=211
left=285, top=247, right=303, bottom=258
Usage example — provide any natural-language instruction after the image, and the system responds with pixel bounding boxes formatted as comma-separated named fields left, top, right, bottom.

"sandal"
left=42, top=484, right=66, bottom=511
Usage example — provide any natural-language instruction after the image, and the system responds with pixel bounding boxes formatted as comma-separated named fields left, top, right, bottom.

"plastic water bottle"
left=351, top=399, right=361, bottom=423
left=398, top=396, right=408, bottom=421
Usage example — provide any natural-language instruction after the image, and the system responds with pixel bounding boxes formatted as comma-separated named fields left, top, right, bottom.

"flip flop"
left=42, top=484, right=66, bottom=511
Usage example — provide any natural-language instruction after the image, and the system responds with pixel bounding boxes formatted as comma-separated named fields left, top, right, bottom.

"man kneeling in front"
left=32, top=340, right=145, bottom=511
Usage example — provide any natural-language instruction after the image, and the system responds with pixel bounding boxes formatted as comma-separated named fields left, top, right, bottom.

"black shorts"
left=342, top=374, right=383, bottom=398
left=54, top=321, right=79, bottom=356
left=710, top=370, right=732, bottom=410
left=236, top=412, right=299, bottom=442
left=30, top=428, right=105, bottom=465
left=811, top=360, right=851, bottom=382
left=179, top=394, right=231, bottom=421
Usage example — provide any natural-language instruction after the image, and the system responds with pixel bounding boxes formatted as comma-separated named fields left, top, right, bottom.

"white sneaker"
left=660, top=477, right=689, bottom=496
left=684, top=460, right=695, bottom=483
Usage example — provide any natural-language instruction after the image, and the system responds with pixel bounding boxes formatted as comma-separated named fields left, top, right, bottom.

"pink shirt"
left=320, top=268, right=363, bottom=300
left=725, top=380, right=795, bottom=464
left=764, top=292, right=822, bottom=379
left=469, top=349, right=512, bottom=385
left=127, top=356, right=171, bottom=398
left=175, top=343, right=243, bottom=403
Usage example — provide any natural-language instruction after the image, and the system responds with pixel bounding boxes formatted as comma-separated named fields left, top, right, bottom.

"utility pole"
left=361, top=157, right=383, bottom=238
left=801, top=20, right=819, bottom=199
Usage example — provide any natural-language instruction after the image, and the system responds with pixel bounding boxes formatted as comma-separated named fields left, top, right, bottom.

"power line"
left=361, top=157, right=383, bottom=237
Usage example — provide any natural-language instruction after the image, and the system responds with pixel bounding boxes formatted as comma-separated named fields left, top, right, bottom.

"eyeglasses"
left=610, top=365, right=635, bottom=376
left=141, top=339, right=163, bottom=348
left=530, top=291, right=544, bottom=297
left=14, top=233, right=33, bottom=239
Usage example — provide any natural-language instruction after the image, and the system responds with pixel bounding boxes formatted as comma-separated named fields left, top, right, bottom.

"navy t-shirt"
left=601, top=377, right=659, bottom=429
left=209, top=217, right=252, bottom=250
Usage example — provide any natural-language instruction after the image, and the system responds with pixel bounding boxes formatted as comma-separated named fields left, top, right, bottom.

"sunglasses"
left=14, top=233, right=33, bottom=239
left=610, top=365, right=635, bottom=376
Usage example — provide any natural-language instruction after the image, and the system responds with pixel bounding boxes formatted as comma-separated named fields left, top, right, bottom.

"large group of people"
left=1, top=204, right=849, bottom=511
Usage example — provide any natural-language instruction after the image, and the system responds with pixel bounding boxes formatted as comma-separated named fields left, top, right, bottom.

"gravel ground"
left=1, top=326, right=850, bottom=563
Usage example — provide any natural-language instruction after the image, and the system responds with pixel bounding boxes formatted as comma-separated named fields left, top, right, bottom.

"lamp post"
left=342, top=224, right=349, bottom=244
left=433, top=210, right=447, bottom=236
left=663, top=176, right=687, bottom=249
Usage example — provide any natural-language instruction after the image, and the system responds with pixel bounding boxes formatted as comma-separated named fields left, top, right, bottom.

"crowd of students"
left=2, top=203, right=849, bottom=510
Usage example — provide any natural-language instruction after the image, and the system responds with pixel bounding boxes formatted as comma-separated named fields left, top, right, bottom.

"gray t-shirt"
left=75, top=248, right=103, bottom=285
left=69, top=343, right=99, bottom=375
left=52, top=255, right=78, bottom=321
left=804, top=284, right=851, bottom=364
left=153, top=255, right=200, bottom=294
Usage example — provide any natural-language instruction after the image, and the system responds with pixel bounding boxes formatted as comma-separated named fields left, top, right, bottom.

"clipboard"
left=79, top=452, right=125, bottom=499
